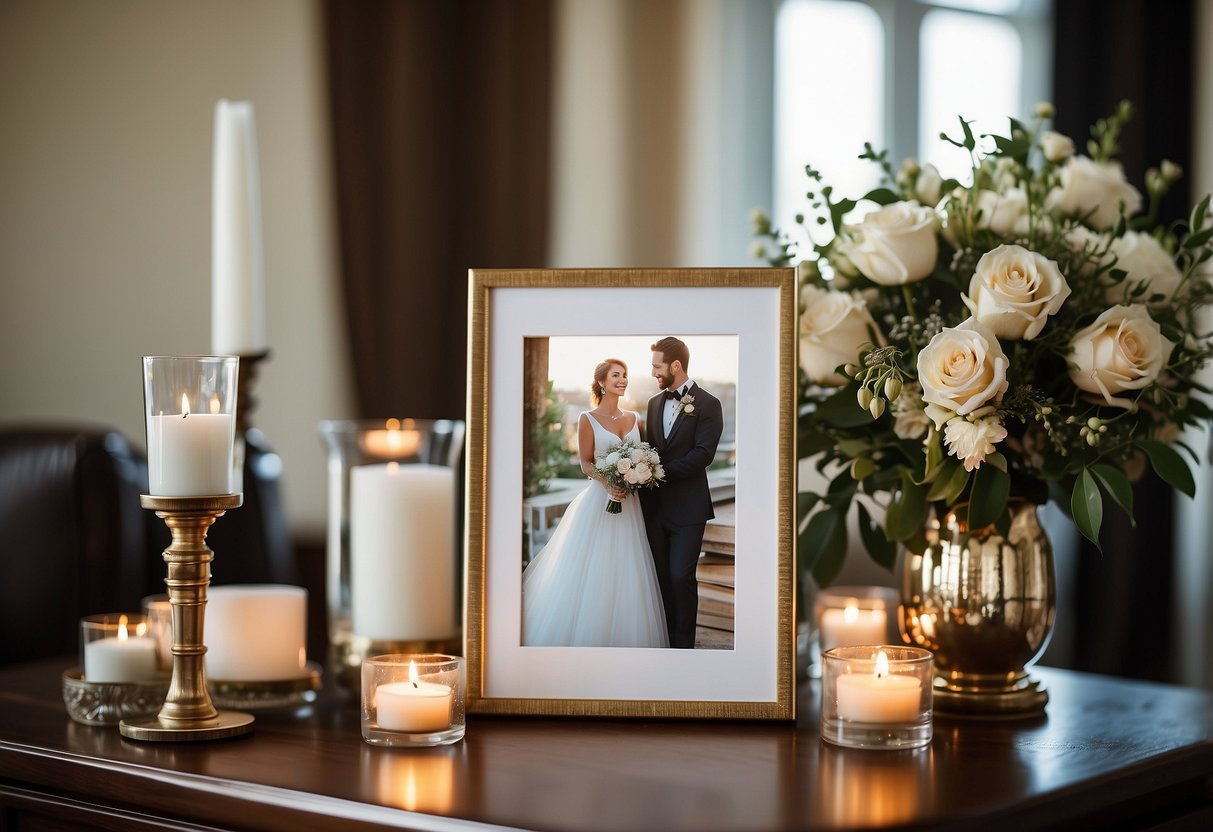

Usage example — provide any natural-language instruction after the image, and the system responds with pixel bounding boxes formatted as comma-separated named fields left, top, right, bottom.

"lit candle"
left=147, top=393, right=234, bottom=496
left=205, top=585, right=308, bottom=681
left=375, top=661, right=453, bottom=732
left=349, top=462, right=456, bottom=641
left=83, top=615, right=159, bottom=683
left=820, top=601, right=887, bottom=652
left=835, top=650, right=922, bottom=723
left=211, top=99, right=266, bottom=355
left=360, top=419, right=422, bottom=459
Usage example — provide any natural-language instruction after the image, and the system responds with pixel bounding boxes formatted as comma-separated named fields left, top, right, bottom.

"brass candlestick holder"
left=120, top=494, right=255, bottom=741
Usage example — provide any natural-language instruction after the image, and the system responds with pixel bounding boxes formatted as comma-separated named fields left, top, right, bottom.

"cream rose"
left=891, top=382, right=931, bottom=440
left=799, top=284, right=877, bottom=386
left=1048, top=156, right=1143, bottom=229
left=963, top=244, right=1071, bottom=340
left=844, top=201, right=939, bottom=286
left=1068, top=305, right=1172, bottom=409
left=1104, top=231, right=1182, bottom=305
left=915, top=163, right=944, bottom=206
left=917, top=318, right=1009, bottom=418
left=974, top=188, right=1031, bottom=237
left=1039, top=130, right=1075, bottom=163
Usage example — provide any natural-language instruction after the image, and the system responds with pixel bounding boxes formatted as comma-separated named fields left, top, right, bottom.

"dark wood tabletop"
left=1, top=658, right=1211, bottom=831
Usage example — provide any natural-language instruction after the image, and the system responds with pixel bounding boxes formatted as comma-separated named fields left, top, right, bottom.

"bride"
left=522, top=358, right=669, bottom=648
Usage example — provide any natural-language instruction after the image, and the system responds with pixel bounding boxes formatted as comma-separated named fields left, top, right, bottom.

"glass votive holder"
left=80, top=614, right=160, bottom=683
left=143, top=355, right=239, bottom=497
left=821, top=646, right=933, bottom=750
left=362, top=654, right=465, bottom=747
left=140, top=594, right=173, bottom=673
left=816, top=585, right=898, bottom=653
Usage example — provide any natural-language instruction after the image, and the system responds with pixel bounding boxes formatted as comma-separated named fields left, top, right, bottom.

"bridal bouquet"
left=751, top=101, right=1213, bottom=585
left=596, top=439, right=665, bottom=514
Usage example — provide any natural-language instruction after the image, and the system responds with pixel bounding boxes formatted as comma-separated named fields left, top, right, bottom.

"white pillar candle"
left=375, top=663, right=453, bottom=732
left=350, top=463, right=456, bottom=641
left=147, top=394, right=234, bottom=496
left=83, top=619, right=159, bottom=683
left=205, top=585, right=308, bottom=681
left=211, top=99, right=266, bottom=355
left=835, top=651, right=922, bottom=723
left=820, top=604, right=887, bottom=652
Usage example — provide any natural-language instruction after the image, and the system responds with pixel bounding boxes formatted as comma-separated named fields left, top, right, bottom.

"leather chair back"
left=0, top=426, right=156, bottom=665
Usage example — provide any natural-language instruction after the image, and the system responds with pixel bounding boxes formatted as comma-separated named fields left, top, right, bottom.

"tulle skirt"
left=522, top=481, right=668, bottom=648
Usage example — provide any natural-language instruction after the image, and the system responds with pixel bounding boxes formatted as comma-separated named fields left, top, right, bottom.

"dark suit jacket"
left=641, top=383, right=724, bottom=526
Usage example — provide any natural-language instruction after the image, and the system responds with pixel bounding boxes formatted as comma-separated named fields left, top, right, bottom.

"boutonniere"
left=677, top=394, right=695, bottom=416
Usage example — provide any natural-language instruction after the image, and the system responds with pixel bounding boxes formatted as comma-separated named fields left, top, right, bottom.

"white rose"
left=655, top=464, right=665, bottom=480
left=963, top=244, right=1071, bottom=340
left=616, top=457, right=632, bottom=472
left=845, top=201, right=939, bottom=286
left=623, top=469, right=639, bottom=485
left=1039, top=130, right=1075, bottom=163
left=943, top=417, right=1009, bottom=472
left=1068, top=305, right=1172, bottom=409
left=974, top=188, right=1031, bottom=237
left=1104, top=231, right=1182, bottom=305
left=915, top=163, right=944, bottom=206
left=917, top=318, right=1009, bottom=417
left=634, top=462, right=651, bottom=483
left=799, top=284, right=877, bottom=386
left=1047, top=156, right=1143, bottom=230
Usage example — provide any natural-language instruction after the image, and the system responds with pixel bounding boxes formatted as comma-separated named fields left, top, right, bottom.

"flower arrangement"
left=751, top=101, right=1213, bottom=586
left=596, top=438, right=665, bottom=513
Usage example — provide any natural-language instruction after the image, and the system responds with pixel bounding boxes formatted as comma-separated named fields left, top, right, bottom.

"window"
left=774, top=0, right=1052, bottom=236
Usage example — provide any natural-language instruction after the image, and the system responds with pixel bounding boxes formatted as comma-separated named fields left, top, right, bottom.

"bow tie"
left=665, top=388, right=685, bottom=401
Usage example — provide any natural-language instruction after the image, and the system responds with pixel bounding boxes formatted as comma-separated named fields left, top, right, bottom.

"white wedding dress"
left=522, top=412, right=669, bottom=648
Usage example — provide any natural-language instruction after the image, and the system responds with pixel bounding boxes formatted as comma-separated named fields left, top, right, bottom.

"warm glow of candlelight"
left=875, top=650, right=889, bottom=678
left=181, top=393, right=191, bottom=416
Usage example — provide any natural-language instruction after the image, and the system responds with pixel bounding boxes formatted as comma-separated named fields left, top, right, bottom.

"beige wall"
left=0, top=0, right=353, bottom=537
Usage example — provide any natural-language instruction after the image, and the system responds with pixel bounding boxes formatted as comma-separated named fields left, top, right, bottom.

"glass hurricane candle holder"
left=821, top=646, right=933, bottom=750
left=141, top=595, right=174, bottom=673
left=318, top=419, right=465, bottom=692
left=362, top=653, right=465, bottom=747
left=143, top=355, right=239, bottom=497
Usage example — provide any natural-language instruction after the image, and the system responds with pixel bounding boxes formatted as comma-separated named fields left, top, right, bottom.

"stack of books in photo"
left=696, top=502, right=735, bottom=633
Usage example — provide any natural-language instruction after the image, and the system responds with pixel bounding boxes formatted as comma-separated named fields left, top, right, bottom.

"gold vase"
left=899, top=500, right=1055, bottom=717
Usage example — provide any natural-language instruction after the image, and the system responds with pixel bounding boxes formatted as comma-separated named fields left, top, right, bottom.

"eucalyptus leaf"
left=1071, top=469, right=1104, bottom=549
left=857, top=502, right=897, bottom=570
left=1139, top=439, right=1197, bottom=498
left=967, top=462, right=1010, bottom=529
left=1091, top=464, right=1134, bottom=520
left=800, top=507, right=848, bottom=587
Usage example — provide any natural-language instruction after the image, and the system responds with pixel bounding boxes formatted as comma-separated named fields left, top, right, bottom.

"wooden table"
left=1, top=659, right=1211, bottom=830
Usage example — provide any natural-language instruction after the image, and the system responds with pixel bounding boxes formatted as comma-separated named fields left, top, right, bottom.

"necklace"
left=606, top=411, right=622, bottom=421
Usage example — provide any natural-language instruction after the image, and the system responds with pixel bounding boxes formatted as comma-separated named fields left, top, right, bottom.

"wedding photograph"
left=465, top=268, right=796, bottom=718
left=519, top=334, right=739, bottom=651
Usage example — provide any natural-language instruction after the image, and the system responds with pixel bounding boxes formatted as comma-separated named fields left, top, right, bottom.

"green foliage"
left=523, top=382, right=570, bottom=498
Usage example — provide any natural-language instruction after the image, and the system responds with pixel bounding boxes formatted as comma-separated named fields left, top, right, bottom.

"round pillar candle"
left=349, top=462, right=456, bottom=641
left=835, top=651, right=922, bottom=723
left=83, top=617, right=159, bottom=683
left=819, top=604, right=888, bottom=652
left=205, top=585, right=308, bottom=681
left=147, top=394, right=234, bottom=496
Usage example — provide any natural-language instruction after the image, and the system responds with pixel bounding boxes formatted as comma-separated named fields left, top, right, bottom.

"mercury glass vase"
left=899, top=499, right=1055, bottom=716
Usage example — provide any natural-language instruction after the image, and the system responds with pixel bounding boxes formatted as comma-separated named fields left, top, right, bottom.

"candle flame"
left=135, top=620, right=148, bottom=637
left=209, top=395, right=221, bottom=414
left=408, top=660, right=420, bottom=688
left=181, top=393, right=191, bottom=418
left=117, top=614, right=130, bottom=642
left=387, top=461, right=400, bottom=475
left=874, top=650, right=889, bottom=679
left=843, top=603, right=860, bottom=623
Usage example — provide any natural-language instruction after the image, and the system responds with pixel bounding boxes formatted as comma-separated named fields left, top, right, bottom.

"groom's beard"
left=656, top=372, right=675, bottom=390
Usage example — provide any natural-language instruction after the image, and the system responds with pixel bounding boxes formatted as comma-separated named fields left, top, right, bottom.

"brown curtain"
left=1052, top=0, right=1194, bottom=682
left=326, top=0, right=552, bottom=419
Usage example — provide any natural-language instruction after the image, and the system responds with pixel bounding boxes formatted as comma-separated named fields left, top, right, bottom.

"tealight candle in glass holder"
left=362, top=654, right=465, bottom=747
left=821, top=646, right=933, bottom=750
left=816, top=585, right=897, bottom=653
left=80, top=613, right=160, bottom=683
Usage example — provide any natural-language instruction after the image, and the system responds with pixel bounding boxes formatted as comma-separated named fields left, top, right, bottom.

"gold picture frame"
left=465, top=268, right=797, bottom=719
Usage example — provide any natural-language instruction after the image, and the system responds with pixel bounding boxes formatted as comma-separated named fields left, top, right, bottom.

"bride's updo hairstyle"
left=591, top=358, right=628, bottom=406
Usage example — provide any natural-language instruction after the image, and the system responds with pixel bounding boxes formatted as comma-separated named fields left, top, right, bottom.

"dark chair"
left=0, top=425, right=158, bottom=666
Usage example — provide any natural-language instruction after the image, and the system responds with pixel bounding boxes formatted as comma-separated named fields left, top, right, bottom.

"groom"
left=641, top=337, right=724, bottom=648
